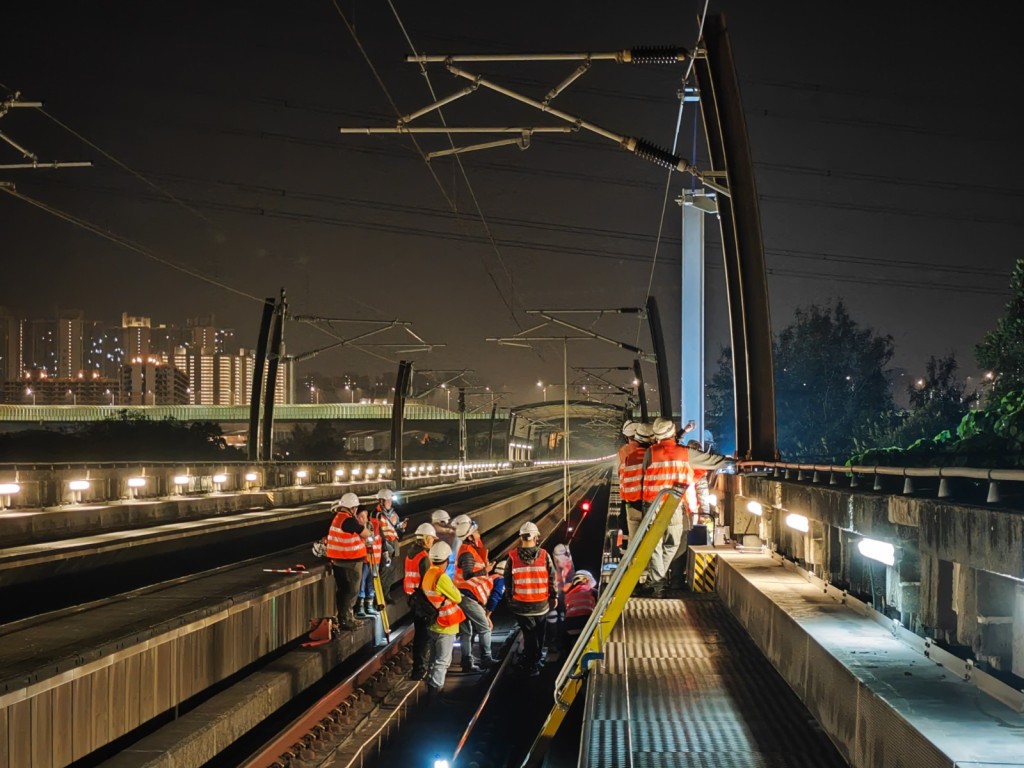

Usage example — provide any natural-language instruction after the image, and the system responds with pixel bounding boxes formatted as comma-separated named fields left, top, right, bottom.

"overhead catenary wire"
left=0, top=186, right=264, bottom=304
left=35, top=174, right=1011, bottom=296
left=386, top=0, right=523, bottom=320
left=33, top=107, right=219, bottom=229
left=636, top=0, right=710, bottom=345
left=329, top=0, right=524, bottom=332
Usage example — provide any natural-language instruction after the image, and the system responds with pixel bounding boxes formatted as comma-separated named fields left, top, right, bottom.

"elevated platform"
left=585, top=548, right=1024, bottom=767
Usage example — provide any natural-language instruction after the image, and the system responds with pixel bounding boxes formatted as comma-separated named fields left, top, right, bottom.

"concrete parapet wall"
left=0, top=569, right=333, bottom=768
left=733, top=473, right=1024, bottom=682
left=718, top=553, right=962, bottom=768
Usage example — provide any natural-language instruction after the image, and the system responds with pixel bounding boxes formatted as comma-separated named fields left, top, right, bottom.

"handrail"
left=740, top=460, right=1024, bottom=483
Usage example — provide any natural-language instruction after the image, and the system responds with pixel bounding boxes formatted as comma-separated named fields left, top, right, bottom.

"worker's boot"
left=364, top=598, right=379, bottom=616
left=354, top=600, right=367, bottom=618
left=340, top=610, right=361, bottom=631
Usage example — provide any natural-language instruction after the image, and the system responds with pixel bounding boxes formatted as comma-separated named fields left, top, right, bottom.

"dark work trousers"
left=380, top=556, right=401, bottom=601
left=332, top=559, right=363, bottom=621
left=411, top=613, right=431, bottom=675
left=515, top=613, right=548, bottom=666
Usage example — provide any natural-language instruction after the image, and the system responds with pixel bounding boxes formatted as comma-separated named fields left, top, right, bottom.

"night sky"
left=2, top=2, right=1021, bottom=407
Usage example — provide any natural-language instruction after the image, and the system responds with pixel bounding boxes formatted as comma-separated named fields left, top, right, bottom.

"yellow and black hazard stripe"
left=692, top=551, right=717, bottom=592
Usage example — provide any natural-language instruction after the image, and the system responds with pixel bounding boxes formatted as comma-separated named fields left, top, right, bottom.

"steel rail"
left=242, top=625, right=416, bottom=768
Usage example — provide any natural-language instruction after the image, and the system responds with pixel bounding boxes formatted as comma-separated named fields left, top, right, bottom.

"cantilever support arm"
left=405, top=48, right=689, bottom=64
left=445, top=65, right=700, bottom=178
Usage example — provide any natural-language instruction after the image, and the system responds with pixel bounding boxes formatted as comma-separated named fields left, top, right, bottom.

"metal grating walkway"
left=583, top=594, right=848, bottom=768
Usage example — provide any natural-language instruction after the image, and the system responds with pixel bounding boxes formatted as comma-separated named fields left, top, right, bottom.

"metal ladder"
left=519, top=485, right=686, bottom=768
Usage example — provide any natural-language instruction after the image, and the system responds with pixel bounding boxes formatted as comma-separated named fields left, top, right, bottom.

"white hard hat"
left=519, top=521, right=540, bottom=538
left=338, top=492, right=361, bottom=510
left=452, top=514, right=476, bottom=538
left=572, top=569, right=595, bottom=587
left=375, top=488, right=394, bottom=501
left=553, top=543, right=569, bottom=556
left=622, top=420, right=638, bottom=438
left=415, top=522, right=437, bottom=538
left=431, top=509, right=450, bottom=525
left=652, top=418, right=676, bottom=441
left=429, top=541, right=452, bottom=563
left=634, top=423, right=654, bottom=443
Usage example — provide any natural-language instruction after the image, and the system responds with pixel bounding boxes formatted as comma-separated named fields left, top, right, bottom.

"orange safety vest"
left=564, top=584, right=596, bottom=618
left=454, top=539, right=488, bottom=585
left=509, top=548, right=551, bottom=603
left=325, top=510, right=367, bottom=561
left=422, top=565, right=466, bottom=627
left=374, top=506, right=400, bottom=540
left=642, top=441, right=697, bottom=513
left=364, top=517, right=384, bottom=563
left=618, top=444, right=647, bottom=503
left=458, top=574, right=495, bottom=605
left=403, top=549, right=428, bottom=595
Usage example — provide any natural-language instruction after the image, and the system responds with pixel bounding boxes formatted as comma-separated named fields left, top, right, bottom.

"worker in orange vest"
left=324, top=492, right=373, bottom=630
left=618, top=421, right=653, bottom=564
left=641, top=418, right=730, bottom=596
left=562, top=569, right=597, bottom=652
left=502, top=521, right=557, bottom=677
left=373, top=488, right=406, bottom=597
left=422, top=541, right=466, bottom=697
left=452, top=514, right=496, bottom=671
left=404, top=523, right=437, bottom=680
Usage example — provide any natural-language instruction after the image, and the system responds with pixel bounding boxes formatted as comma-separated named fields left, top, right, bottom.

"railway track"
left=35, top=466, right=610, bottom=767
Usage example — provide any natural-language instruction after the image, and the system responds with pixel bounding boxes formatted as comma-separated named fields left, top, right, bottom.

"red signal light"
left=581, top=500, right=591, bottom=512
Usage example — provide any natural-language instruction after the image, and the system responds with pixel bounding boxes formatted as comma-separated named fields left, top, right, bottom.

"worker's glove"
left=549, top=598, right=558, bottom=610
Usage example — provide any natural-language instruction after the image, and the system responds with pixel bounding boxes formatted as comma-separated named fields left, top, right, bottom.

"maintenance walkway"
left=581, top=547, right=1024, bottom=768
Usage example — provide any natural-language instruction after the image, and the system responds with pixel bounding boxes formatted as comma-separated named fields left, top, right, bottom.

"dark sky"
left=2, top=1, right=1022, bottom=407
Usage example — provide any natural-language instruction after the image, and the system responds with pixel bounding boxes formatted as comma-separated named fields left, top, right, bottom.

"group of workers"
left=318, top=415, right=725, bottom=693
left=320, top=491, right=599, bottom=697
left=617, top=417, right=730, bottom=596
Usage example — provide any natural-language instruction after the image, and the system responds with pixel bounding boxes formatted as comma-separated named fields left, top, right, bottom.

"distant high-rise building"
left=0, top=307, right=23, bottom=382
left=121, top=360, right=188, bottom=405
left=86, top=322, right=125, bottom=380
left=27, top=320, right=58, bottom=375
left=57, top=309, right=85, bottom=379
left=3, top=372, right=119, bottom=405
left=122, top=313, right=152, bottom=360
left=173, top=347, right=284, bottom=405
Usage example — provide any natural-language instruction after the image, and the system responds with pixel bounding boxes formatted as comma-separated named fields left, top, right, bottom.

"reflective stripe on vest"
left=403, top=550, right=428, bottom=595
left=423, top=565, right=466, bottom=627
left=365, top=518, right=382, bottom=563
left=325, top=511, right=366, bottom=560
left=453, top=540, right=488, bottom=589
left=565, top=584, right=596, bottom=618
left=375, top=508, right=399, bottom=541
left=509, top=548, right=550, bottom=602
left=459, top=574, right=494, bottom=605
left=619, top=446, right=647, bottom=502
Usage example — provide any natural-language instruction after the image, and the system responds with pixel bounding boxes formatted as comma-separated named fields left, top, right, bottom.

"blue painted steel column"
left=681, top=195, right=706, bottom=442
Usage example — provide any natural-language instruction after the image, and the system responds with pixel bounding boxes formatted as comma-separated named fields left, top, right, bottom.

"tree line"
left=706, top=259, right=1024, bottom=466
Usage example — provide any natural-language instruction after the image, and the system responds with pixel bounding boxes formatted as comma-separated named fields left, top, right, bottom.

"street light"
left=311, top=385, right=320, bottom=404
left=537, top=380, right=547, bottom=401
left=104, top=389, right=114, bottom=406
left=441, top=383, right=451, bottom=410
left=66, top=389, right=76, bottom=406
left=345, top=384, right=354, bottom=403
left=26, top=387, right=35, bottom=405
